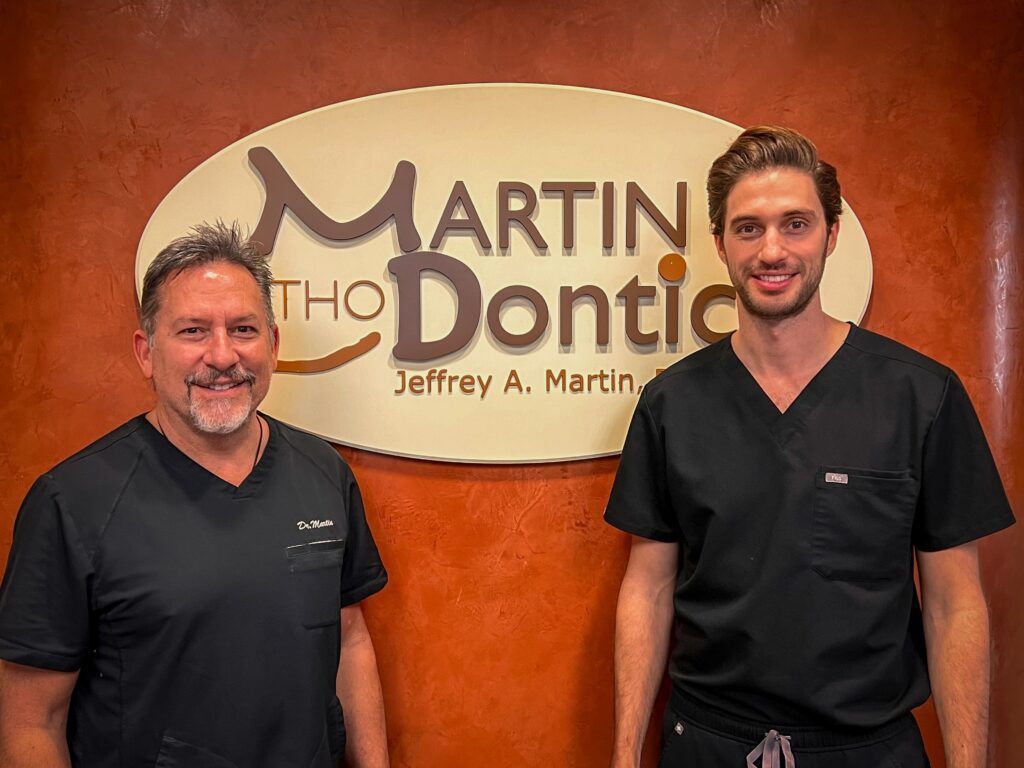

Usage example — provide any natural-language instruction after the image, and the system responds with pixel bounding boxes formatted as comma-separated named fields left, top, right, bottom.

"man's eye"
left=737, top=224, right=757, bottom=235
left=789, top=220, right=808, bottom=230
left=180, top=327, right=202, bottom=335
left=235, top=326, right=257, bottom=334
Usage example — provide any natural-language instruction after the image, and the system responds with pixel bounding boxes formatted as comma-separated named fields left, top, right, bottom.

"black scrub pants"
left=659, top=692, right=931, bottom=768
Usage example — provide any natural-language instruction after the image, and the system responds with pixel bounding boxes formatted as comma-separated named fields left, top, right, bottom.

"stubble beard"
left=184, top=366, right=259, bottom=435
left=729, top=242, right=828, bottom=322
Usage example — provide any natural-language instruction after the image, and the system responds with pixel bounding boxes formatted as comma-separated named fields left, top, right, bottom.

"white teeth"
left=758, top=274, right=791, bottom=283
left=205, top=383, right=235, bottom=391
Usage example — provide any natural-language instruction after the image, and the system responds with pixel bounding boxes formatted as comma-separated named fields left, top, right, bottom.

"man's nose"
left=760, top=227, right=786, bottom=264
left=203, top=329, right=241, bottom=370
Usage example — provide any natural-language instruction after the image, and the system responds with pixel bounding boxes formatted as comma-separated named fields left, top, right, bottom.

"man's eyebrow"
left=171, top=313, right=261, bottom=325
left=727, top=208, right=819, bottom=225
left=171, top=316, right=212, bottom=325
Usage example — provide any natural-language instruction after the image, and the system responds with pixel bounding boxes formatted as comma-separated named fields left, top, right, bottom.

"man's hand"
left=918, top=542, right=990, bottom=768
left=338, top=603, right=389, bottom=768
left=0, top=660, right=77, bottom=768
left=611, top=536, right=678, bottom=768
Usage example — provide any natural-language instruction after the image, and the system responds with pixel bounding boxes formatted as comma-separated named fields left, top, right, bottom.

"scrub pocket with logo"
left=286, top=538, right=346, bottom=628
left=812, top=467, right=917, bottom=581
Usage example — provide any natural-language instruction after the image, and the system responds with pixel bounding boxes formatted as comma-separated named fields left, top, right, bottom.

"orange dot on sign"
left=659, top=253, right=686, bottom=282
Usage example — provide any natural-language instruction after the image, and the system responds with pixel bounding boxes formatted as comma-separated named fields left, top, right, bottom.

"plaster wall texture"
left=0, top=1, right=1020, bottom=766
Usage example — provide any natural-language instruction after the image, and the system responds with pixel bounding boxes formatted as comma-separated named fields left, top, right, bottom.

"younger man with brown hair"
left=608, top=126, right=1013, bottom=767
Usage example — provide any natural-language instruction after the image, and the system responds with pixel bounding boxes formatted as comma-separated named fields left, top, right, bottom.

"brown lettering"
left=625, top=181, right=687, bottom=249
left=558, top=285, right=610, bottom=347
left=665, top=283, right=681, bottom=345
left=504, top=369, right=525, bottom=393
left=658, top=253, right=686, bottom=345
left=540, top=182, right=596, bottom=249
left=602, top=181, right=614, bottom=249
left=388, top=251, right=481, bottom=362
left=272, top=279, right=301, bottom=320
left=429, top=181, right=491, bottom=250
left=616, top=276, right=658, bottom=345
left=498, top=182, right=548, bottom=251
left=690, top=284, right=736, bottom=344
left=305, top=280, right=338, bottom=320
left=343, top=280, right=385, bottom=320
left=248, top=146, right=422, bottom=255
left=487, top=285, right=549, bottom=347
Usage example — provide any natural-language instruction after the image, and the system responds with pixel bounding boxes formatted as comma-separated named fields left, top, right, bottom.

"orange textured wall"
left=1, top=2, right=1020, bottom=766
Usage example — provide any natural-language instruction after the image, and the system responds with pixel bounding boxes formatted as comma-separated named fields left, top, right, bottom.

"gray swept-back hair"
left=139, top=221, right=274, bottom=340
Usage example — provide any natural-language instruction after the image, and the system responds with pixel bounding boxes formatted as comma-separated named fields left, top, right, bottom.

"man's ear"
left=133, top=329, right=154, bottom=380
left=714, top=234, right=727, bottom=265
left=270, top=324, right=280, bottom=369
left=825, top=219, right=840, bottom=257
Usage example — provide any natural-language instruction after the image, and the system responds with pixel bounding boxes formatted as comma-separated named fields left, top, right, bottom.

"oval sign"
left=137, top=84, right=872, bottom=463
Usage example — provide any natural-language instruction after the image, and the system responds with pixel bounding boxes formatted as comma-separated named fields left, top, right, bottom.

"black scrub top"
left=0, top=415, right=387, bottom=767
left=606, top=324, right=1014, bottom=728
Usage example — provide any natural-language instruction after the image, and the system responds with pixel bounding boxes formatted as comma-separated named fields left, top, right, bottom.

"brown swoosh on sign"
left=276, top=333, right=381, bottom=374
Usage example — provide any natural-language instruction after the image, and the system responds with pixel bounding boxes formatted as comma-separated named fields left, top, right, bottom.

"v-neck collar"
left=137, top=413, right=277, bottom=499
left=716, top=323, right=855, bottom=448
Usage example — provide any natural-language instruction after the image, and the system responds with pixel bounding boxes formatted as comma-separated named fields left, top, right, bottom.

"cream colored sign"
left=137, top=84, right=873, bottom=463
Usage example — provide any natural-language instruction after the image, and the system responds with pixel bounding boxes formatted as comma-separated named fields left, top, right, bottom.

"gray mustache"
left=186, top=367, right=257, bottom=387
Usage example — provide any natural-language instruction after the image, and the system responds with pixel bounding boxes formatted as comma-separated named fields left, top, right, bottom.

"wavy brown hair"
left=707, top=126, right=842, bottom=236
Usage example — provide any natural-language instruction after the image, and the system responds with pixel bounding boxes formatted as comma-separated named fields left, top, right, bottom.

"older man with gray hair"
left=0, top=222, right=390, bottom=767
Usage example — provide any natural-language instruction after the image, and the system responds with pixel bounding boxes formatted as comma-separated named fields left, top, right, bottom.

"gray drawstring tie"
left=746, top=729, right=795, bottom=768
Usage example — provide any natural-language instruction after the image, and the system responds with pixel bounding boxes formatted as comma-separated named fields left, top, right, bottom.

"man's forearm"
left=338, top=608, right=389, bottom=768
left=0, top=726, right=72, bottom=768
left=611, top=568, right=675, bottom=768
left=924, top=603, right=990, bottom=768
left=919, top=543, right=992, bottom=768
left=0, top=661, right=76, bottom=768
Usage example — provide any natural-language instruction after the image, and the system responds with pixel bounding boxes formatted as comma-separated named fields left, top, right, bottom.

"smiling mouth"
left=186, top=369, right=256, bottom=394
left=195, top=382, right=246, bottom=392
left=754, top=273, right=796, bottom=285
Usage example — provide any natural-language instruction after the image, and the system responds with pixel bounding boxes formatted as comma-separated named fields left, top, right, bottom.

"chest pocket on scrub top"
left=812, top=467, right=917, bottom=582
left=286, top=539, right=346, bottom=629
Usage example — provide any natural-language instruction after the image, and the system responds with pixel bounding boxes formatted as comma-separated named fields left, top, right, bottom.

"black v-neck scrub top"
left=0, top=415, right=387, bottom=767
left=606, top=324, right=1014, bottom=729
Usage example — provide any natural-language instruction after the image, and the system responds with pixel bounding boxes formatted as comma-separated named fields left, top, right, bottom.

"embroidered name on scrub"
left=297, top=519, right=336, bottom=530
left=824, top=472, right=849, bottom=485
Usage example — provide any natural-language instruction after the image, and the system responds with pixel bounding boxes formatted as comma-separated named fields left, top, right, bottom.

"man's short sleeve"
left=604, top=391, right=680, bottom=542
left=913, top=373, right=1015, bottom=551
left=339, top=467, right=388, bottom=607
left=0, top=475, right=93, bottom=671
